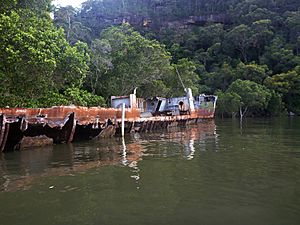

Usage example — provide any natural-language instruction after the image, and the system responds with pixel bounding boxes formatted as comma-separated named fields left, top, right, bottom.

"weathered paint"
left=0, top=103, right=215, bottom=151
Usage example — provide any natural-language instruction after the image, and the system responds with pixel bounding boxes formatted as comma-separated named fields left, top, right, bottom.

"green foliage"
left=96, top=24, right=172, bottom=97
left=229, top=79, right=271, bottom=109
left=0, top=93, right=25, bottom=108
left=264, top=69, right=300, bottom=113
left=55, top=41, right=90, bottom=89
left=51, top=0, right=300, bottom=116
left=284, top=10, right=300, bottom=44
left=266, top=91, right=285, bottom=116
left=0, top=89, right=106, bottom=108
left=1, top=0, right=51, bottom=14
left=37, top=92, right=69, bottom=107
left=85, top=38, right=112, bottom=95
left=167, top=58, right=200, bottom=96
left=63, top=88, right=106, bottom=107
left=215, top=90, right=241, bottom=118
left=0, top=0, right=17, bottom=13
left=223, top=20, right=274, bottom=62
left=235, top=62, right=270, bottom=84
left=139, top=80, right=170, bottom=98
left=260, top=37, right=300, bottom=74
left=202, top=63, right=235, bottom=92
left=229, top=1, right=275, bottom=25
left=2, top=0, right=300, bottom=116
left=185, top=24, right=225, bottom=52
left=19, top=0, right=52, bottom=12
left=228, top=79, right=272, bottom=117
left=224, top=24, right=252, bottom=62
left=54, top=6, right=92, bottom=45
left=0, top=10, right=59, bottom=101
left=0, top=7, right=93, bottom=107
left=251, top=19, right=274, bottom=56
left=264, top=70, right=300, bottom=94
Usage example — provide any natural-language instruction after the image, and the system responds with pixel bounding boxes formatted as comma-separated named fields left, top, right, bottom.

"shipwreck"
left=0, top=88, right=217, bottom=151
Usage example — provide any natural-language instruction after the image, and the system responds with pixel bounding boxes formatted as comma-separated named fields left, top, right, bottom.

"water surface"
left=0, top=118, right=300, bottom=225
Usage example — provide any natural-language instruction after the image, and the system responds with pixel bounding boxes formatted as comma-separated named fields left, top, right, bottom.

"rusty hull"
left=0, top=106, right=215, bottom=151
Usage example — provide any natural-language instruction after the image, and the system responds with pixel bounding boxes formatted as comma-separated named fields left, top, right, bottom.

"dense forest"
left=0, top=0, right=299, bottom=117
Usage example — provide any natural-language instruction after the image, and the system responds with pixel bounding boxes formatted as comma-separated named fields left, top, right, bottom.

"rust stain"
left=0, top=106, right=214, bottom=124
left=0, top=106, right=141, bottom=125
left=0, top=106, right=215, bottom=151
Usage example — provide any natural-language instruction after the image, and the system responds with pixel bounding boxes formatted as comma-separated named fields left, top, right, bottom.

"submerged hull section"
left=0, top=105, right=215, bottom=151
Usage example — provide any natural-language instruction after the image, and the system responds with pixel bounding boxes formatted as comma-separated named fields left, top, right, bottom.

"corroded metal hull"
left=0, top=106, right=215, bottom=151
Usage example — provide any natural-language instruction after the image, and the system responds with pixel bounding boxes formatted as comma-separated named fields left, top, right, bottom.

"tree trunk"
left=239, top=107, right=243, bottom=122
left=239, top=106, right=248, bottom=122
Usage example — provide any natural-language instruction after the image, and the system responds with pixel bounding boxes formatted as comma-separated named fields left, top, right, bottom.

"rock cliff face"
left=186, top=14, right=230, bottom=25
left=90, top=13, right=230, bottom=42
left=76, top=0, right=231, bottom=40
left=87, top=13, right=230, bottom=28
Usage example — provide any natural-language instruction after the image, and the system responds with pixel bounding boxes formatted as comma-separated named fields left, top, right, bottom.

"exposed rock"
left=19, top=135, right=53, bottom=150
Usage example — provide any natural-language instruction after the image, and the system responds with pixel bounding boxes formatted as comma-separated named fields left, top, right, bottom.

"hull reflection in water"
left=0, top=120, right=217, bottom=192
